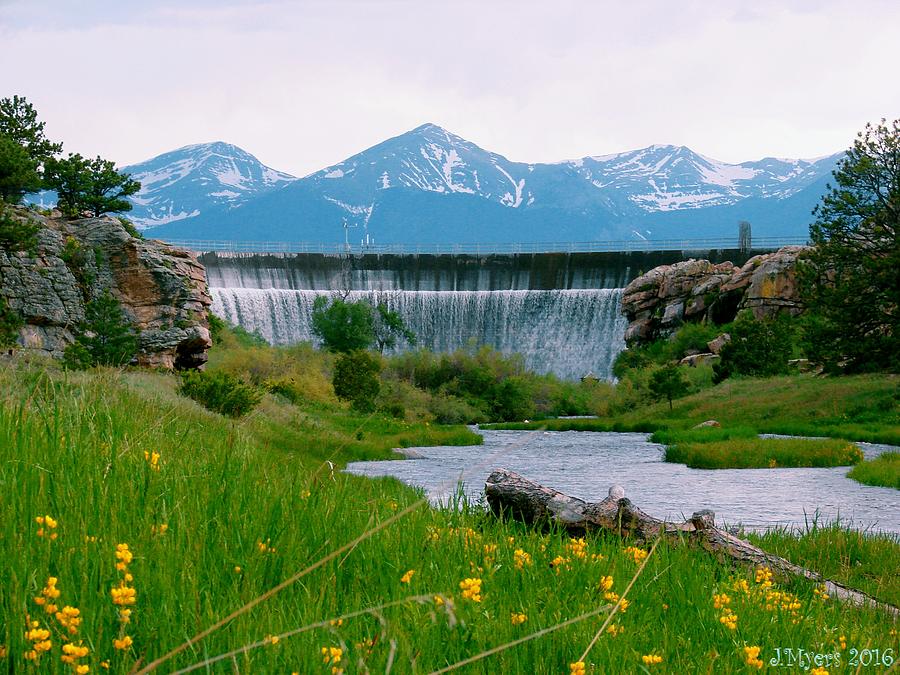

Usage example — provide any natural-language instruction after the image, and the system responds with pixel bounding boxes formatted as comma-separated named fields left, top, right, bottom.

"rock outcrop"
left=0, top=207, right=211, bottom=369
left=622, top=246, right=808, bottom=346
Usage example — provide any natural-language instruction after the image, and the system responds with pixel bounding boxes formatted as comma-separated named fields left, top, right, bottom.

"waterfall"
left=211, top=288, right=627, bottom=381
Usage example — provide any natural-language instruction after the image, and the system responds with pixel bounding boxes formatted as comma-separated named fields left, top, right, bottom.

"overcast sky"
left=1, top=0, right=898, bottom=176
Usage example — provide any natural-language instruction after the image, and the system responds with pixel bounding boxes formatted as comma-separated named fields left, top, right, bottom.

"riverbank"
left=2, top=360, right=897, bottom=672
left=484, top=373, right=900, bottom=446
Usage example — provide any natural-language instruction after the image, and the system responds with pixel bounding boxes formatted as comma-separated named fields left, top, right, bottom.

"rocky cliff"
left=621, top=246, right=808, bottom=346
left=0, top=207, right=211, bottom=368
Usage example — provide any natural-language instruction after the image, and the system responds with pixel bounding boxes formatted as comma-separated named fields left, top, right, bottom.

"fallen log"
left=485, top=469, right=898, bottom=617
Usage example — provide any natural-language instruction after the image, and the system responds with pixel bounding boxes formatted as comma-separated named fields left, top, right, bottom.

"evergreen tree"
left=0, top=297, right=23, bottom=349
left=44, top=153, right=141, bottom=217
left=648, top=363, right=689, bottom=410
left=0, top=135, right=41, bottom=203
left=64, top=292, right=137, bottom=368
left=800, top=118, right=899, bottom=373
left=0, top=95, right=62, bottom=165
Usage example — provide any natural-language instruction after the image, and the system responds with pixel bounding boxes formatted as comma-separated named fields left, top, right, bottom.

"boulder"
left=679, top=353, right=720, bottom=368
left=622, top=247, right=810, bottom=347
left=707, top=333, right=731, bottom=354
left=0, top=207, right=211, bottom=368
left=693, top=420, right=722, bottom=428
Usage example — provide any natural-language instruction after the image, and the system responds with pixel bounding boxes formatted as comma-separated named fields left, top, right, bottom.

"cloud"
left=1, top=0, right=898, bottom=174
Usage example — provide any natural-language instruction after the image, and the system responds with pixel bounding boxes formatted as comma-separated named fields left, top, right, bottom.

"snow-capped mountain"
left=122, top=142, right=295, bottom=228
left=567, top=145, right=834, bottom=213
left=135, top=124, right=840, bottom=243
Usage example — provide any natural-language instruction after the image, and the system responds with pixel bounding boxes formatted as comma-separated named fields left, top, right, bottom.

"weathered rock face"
left=0, top=207, right=212, bottom=369
left=621, top=246, right=808, bottom=346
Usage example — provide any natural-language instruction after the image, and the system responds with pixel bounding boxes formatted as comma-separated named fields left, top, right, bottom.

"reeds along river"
left=211, top=288, right=628, bottom=381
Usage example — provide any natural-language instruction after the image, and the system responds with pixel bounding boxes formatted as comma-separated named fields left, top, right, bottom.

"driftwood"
left=485, top=469, right=898, bottom=616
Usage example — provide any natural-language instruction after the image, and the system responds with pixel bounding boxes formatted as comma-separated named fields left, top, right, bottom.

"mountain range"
left=63, top=124, right=847, bottom=243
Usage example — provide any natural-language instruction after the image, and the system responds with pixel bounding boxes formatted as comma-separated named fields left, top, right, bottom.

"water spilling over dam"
left=211, top=288, right=627, bottom=380
left=203, top=248, right=756, bottom=379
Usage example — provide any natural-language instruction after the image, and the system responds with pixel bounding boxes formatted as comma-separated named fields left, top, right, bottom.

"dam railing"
left=158, top=236, right=809, bottom=255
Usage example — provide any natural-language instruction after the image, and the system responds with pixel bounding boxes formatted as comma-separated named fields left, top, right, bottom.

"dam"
left=201, top=247, right=766, bottom=380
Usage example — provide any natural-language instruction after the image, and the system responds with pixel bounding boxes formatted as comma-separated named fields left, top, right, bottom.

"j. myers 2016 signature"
left=769, top=647, right=894, bottom=669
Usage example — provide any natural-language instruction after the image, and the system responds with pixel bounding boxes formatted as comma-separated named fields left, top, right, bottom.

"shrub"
left=179, top=370, right=262, bottom=418
left=0, top=296, right=23, bottom=348
left=63, top=292, right=137, bottom=368
left=0, top=206, right=39, bottom=252
left=333, top=350, right=382, bottom=413
left=713, top=313, right=795, bottom=383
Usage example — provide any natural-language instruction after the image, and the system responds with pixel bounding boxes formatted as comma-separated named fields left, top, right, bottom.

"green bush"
left=63, top=292, right=137, bottom=368
left=713, top=313, right=795, bottom=383
left=179, top=370, right=262, bottom=418
left=333, top=350, right=382, bottom=413
left=0, top=206, right=39, bottom=252
left=0, top=296, right=23, bottom=348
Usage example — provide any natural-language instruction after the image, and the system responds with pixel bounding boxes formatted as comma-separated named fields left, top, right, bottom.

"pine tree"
left=64, top=292, right=137, bottom=368
left=44, top=154, right=141, bottom=217
left=800, top=118, right=899, bottom=373
left=0, top=95, right=62, bottom=165
left=0, top=136, right=41, bottom=203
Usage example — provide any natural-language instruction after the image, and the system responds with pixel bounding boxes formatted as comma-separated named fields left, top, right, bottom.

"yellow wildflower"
left=719, top=608, right=738, bottom=630
left=55, top=606, right=82, bottom=634
left=400, top=569, right=415, bottom=584
left=713, top=593, right=730, bottom=609
left=321, top=646, right=343, bottom=664
left=513, top=549, right=532, bottom=569
left=569, top=661, right=586, bottom=675
left=838, top=635, right=847, bottom=650
left=115, top=543, right=133, bottom=570
left=623, top=546, right=648, bottom=564
left=35, top=515, right=59, bottom=540
left=113, top=635, right=132, bottom=650
left=433, top=595, right=445, bottom=606
left=744, top=645, right=763, bottom=669
left=144, top=450, right=161, bottom=471
left=459, top=577, right=482, bottom=602
left=641, top=654, right=663, bottom=665
left=598, top=575, right=613, bottom=592
left=606, top=623, right=624, bottom=637
left=150, top=523, right=168, bottom=536
left=755, top=567, right=774, bottom=589
left=265, top=635, right=280, bottom=645
left=111, top=583, right=136, bottom=606
left=810, top=668, right=829, bottom=675
left=76, top=666, right=90, bottom=675
left=566, top=537, right=588, bottom=559
left=510, top=612, right=527, bottom=625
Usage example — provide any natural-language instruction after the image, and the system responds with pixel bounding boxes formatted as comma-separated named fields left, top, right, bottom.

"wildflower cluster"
left=719, top=606, right=738, bottom=630
left=150, top=523, right=168, bottom=536
left=400, top=569, right=415, bottom=584
left=35, top=515, right=59, bottom=540
left=459, top=577, right=482, bottom=602
left=813, top=584, right=830, bottom=601
left=569, top=661, right=586, bottom=675
left=56, top=606, right=82, bottom=635
left=35, top=576, right=62, bottom=614
left=111, top=543, right=136, bottom=650
left=744, top=645, right=764, bottom=669
left=321, top=646, right=343, bottom=674
left=24, top=621, right=52, bottom=662
left=61, top=642, right=90, bottom=673
left=755, top=566, right=774, bottom=589
left=566, top=537, right=588, bottom=559
left=606, top=623, right=624, bottom=637
left=513, top=548, right=532, bottom=570
left=623, top=546, right=648, bottom=564
left=510, top=612, right=527, bottom=625
left=598, top=575, right=614, bottom=593
left=641, top=653, right=663, bottom=665
left=549, top=555, right=570, bottom=572
left=257, top=538, right=276, bottom=554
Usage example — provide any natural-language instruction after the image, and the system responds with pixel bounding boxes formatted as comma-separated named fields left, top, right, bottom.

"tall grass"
left=848, top=452, right=900, bottom=490
left=0, top=363, right=896, bottom=672
left=664, top=437, right=864, bottom=470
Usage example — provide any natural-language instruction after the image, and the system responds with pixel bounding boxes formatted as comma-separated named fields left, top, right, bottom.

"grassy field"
left=1, top=361, right=898, bottom=673
left=848, top=453, right=900, bottom=490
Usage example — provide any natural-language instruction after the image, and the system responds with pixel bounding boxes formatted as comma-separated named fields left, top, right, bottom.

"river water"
left=345, top=430, right=900, bottom=533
